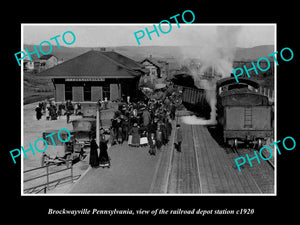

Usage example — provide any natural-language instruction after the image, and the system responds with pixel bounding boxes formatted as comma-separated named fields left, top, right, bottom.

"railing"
left=258, top=87, right=274, bottom=102
left=23, top=161, right=79, bottom=194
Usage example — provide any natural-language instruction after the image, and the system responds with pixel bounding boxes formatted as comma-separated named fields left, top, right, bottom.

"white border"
left=21, top=23, right=277, bottom=196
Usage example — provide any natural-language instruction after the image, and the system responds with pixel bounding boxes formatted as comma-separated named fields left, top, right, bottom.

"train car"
left=216, top=77, right=273, bottom=148
left=172, top=73, right=211, bottom=119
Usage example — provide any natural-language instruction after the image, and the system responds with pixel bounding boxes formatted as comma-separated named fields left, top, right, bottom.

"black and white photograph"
left=21, top=24, right=276, bottom=195
left=4, top=5, right=299, bottom=220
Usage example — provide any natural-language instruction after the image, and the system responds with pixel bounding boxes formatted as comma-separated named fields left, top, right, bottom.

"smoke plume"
left=180, top=26, right=241, bottom=125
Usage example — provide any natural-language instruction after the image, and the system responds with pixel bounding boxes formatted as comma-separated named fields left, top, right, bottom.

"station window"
left=84, top=84, right=91, bottom=101
left=65, top=84, right=72, bottom=101
left=102, top=83, right=110, bottom=100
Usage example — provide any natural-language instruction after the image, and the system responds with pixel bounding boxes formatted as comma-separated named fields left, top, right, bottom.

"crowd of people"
left=33, top=84, right=184, bottom=167
left=35, top=99, right=82, bottom=123
left=108, top=92, right=181, bottom=156
left=88, top=85, right=183, bottom=168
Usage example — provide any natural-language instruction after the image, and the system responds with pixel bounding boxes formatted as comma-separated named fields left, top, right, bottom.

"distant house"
left=23, top=54, right=59, bottom=73
left=141, top=56, right=169, bottom=80
left=38, top=55, right=58, bottom=71
left=57, top=58, right=64, bottom=64
left=23, top=55, right=34, bottom=72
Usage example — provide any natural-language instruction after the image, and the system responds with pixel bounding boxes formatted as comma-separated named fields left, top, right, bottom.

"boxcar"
left=172, top=73, right=211, bottom=119
left=216, top=77, right=273, bottom=148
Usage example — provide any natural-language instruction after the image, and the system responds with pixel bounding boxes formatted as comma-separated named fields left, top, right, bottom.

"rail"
left=23, top=161, right=79, bottom=194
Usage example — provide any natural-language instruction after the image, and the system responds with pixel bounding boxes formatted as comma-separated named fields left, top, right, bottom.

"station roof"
left=38, top=50, right=147, bottom=79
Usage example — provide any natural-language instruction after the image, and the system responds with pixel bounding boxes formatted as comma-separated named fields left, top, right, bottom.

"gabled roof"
left=102, top=51, right=144, bottom=71
left=141, top=58, right=161, bottom=68
left=38, top=50, right=145, bottom=78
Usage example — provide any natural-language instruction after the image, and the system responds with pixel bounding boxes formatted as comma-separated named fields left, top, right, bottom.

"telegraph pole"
left=96, top=99, right=101, bottom=147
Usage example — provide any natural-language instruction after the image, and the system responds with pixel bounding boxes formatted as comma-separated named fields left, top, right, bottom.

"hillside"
left=235, top=45, right=274, bottom=61
left=24, top=72, right=54, bottom=104
left=23, top=44, right=91, bottom=61
left=23, top=44, right=274, bottom=62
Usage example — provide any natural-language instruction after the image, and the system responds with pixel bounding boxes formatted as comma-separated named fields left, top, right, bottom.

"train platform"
left=67, top=111, right=274, bottom=194
left=190, top=124, right=262, bottom=193
left=150, top=122, right=271, bottom=194
left=68, top=141, right=158, bottom=194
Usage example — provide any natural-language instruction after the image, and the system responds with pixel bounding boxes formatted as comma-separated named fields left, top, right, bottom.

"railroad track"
left=165, top=114, right=203, bottom=194
left=226, top=146, right=275, bottom=194
left=260, top=148, right=275, bottom=169
left=150, top=111, right=274, bottom=194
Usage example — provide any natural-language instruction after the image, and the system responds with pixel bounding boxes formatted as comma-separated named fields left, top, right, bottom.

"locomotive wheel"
left=257, top=138, right=263, bottom=150
left=233, top=139, right=238, bottom=149
left=227, top=139, right=233, bottom=148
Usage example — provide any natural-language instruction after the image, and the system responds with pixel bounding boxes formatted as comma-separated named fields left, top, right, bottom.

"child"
left=148, top=133, right=156, bottom=156
left=175, top=124, right=182, bottom=152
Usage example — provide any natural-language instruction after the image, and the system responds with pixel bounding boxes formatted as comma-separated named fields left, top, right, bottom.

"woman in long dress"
left=156, top=125, right=163, bottom=150
left=35, top=105, right=42, bottom=120
left=99, top=129, right=110, bottom=165
left=129, top=123, right=140, bottom=147
left=89, top=138, right=99, bottom=168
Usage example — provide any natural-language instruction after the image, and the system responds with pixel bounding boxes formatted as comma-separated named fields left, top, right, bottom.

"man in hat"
left=121, top=115, right=129, bottom=142
left=142, top=107, right=151, bottom=128
left=174, top=124, right=183, bottom=152
left=35, top=104, right=42, bottom=120
left=170, top=103, right=176, bottom=120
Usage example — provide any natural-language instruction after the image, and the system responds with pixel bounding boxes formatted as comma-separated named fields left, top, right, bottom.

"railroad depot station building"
left=39, top=50, right=148, bottom=103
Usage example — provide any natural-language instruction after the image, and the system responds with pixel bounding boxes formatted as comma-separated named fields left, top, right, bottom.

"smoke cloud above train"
left=179, top=26, right=241, bottom=125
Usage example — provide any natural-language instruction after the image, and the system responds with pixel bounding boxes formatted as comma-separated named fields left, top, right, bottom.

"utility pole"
left=96, top=99, right=101, bottom=147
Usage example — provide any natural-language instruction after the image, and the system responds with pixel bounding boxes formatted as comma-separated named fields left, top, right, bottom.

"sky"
left=22, top=24, right=275, bottom=48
